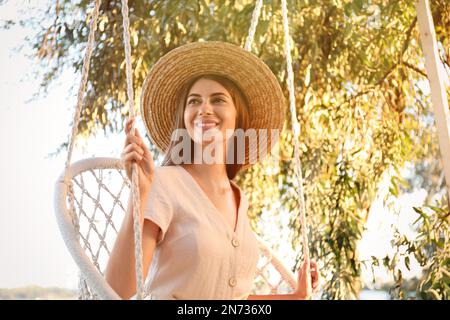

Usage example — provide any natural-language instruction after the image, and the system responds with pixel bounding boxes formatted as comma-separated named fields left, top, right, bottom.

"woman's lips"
left=196, top=123, right=218, bottom=129
left=195, top=121, right=219, bottom=131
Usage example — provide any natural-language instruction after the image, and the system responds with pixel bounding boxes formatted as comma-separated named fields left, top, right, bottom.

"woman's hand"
left=122, top=117, right=155, bottom=194
left=294, top=257, right=320, bottom=300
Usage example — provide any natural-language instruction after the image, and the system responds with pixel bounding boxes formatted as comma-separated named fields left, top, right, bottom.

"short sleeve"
left=143, top=170, right=174, bottom=245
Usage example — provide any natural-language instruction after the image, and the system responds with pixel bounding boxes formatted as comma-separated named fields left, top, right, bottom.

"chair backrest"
left=54, top=157, right=296, bottom=299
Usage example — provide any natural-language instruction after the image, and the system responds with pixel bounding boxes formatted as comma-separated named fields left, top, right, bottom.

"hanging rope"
left=244, top=0, right=310, bottom=272
left=245, top=0, right=310, bottom=278
left=61, top=0, right=102, bottom=300
left=244, top=0, right=263, bottom=52
left=61, top=0, right=145, bottom=299
left=281, top=0, right=310, bottom=261
left=120, top=0, right=145, bottom=300
left=63, top=0, right=101, bottom=173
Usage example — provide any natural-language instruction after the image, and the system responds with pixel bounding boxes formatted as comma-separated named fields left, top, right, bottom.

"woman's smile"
left=194, top=118, right=221, bottom=131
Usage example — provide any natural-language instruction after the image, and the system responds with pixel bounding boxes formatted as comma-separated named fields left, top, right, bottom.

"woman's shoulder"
left=147, top=166, right=182, bottom=205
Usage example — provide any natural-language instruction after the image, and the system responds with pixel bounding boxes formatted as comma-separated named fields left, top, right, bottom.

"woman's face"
left=184, top=78, right=237, bottom=147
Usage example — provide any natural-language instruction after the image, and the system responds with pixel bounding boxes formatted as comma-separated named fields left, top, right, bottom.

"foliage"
left=414, top=203, right=450, bottom=300
left=366, top=200, right=450, bottom=300
left=8, top=0, right=450, bottom=299
left=379, top=198, right=450, bottom=300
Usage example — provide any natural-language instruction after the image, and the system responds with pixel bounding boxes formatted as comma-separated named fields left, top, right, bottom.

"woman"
left=105, top=41, right=319, bottom=300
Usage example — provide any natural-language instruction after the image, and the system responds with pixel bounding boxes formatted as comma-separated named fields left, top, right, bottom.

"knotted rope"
left=62, top=0, right=145, bottom=299
left=281, top=0, right=310, bottom=261
left=120, top=0, right=144, bottom=300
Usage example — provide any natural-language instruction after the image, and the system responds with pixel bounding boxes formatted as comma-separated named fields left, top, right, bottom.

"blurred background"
left=0, top=0, right=448, bottom=300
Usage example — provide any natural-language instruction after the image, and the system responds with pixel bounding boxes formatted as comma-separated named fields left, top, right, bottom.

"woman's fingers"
left=124, top=119, right=151, bottom=158
left=298, top=257, right=310, bottom=284
left=304, top=257, right=311, bottom=272
left=122, top=147, right=144, bottom=168
left=134, top=129, right=151, bottom=157
left=125, top=117, right=135, bottom=134
left=311, top=271, right=319, bottom=288
left=295, top=258, right=312, bottom=299
left=296, top=257, right=320, bottom=299
left=124, top=131, right=142, bottom=149
left=310, top=260, right=317, bottom=273
left=123, top=151, right=143, bottom=162
left=124, top=117, right=139, bottom=147
left=310, top=260, right=320, bottom=290
left=122, top=142, right=144, bottom=157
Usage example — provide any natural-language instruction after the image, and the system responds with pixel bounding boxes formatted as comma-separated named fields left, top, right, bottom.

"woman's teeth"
left=196, top=123, right=218, bottom=129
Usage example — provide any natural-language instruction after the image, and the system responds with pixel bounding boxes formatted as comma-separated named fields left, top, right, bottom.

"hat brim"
left=140, top=41, right=286, bottom=169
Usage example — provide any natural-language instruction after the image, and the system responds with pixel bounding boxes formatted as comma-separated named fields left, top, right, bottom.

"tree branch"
left=402, top=60, right=427, bottom=78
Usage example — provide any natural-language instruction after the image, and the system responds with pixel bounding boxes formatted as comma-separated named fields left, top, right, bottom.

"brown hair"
left=161, top=74, right=250, bottom=180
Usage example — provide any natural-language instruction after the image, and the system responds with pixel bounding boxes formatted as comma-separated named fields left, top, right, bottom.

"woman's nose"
left=198, top=101, right=213, bottom=115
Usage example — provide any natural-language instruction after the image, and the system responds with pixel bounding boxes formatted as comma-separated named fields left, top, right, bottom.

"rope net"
left=65, top=160, right=296, bottom=299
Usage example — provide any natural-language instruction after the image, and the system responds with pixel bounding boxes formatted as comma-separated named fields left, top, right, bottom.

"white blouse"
left=143, top=165, right=260, bottom=300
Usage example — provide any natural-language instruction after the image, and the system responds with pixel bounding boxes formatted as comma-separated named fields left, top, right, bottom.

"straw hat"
left=140, top=41, right=286, bottom=169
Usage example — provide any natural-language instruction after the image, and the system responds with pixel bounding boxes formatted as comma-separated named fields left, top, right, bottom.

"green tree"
left=7, top=0, right=449, bottom=299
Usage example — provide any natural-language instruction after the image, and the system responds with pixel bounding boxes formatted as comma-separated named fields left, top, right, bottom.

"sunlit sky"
left=0, top=0, right=436, bottom=290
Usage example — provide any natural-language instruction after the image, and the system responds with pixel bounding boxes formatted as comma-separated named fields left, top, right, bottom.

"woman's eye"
left=213, top=98, right=225, bottom=103
left=188, top=99, right=199, bottom=104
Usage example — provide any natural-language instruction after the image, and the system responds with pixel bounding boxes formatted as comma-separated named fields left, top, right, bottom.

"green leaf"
left=344, top=3, right=353, bottom=17
left=383, top=256, right=390, bottom=268
left=353, top=0, right=364, bottom=14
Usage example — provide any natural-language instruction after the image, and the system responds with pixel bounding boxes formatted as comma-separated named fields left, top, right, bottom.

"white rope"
left=61, top=0, right=102, bottom=299
left=60, top=0, right=144, bottom=299
left=281, top=0, right=310, bottom=261
left=245, top=0, right=310, bottom=279
left=120, top=0, right=144, bottom=300
left=63, top=0, right=101, bottom=174
left=244, top=0, right=263, bottom=52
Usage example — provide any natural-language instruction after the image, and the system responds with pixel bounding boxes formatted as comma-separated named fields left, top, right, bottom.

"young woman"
left=105, top=41, right=319, bottom=300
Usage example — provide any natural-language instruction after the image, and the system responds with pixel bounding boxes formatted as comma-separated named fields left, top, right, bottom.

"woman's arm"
left=105, top=117, right=158, bottom=299
left=104, top=191, right=160, bottom=300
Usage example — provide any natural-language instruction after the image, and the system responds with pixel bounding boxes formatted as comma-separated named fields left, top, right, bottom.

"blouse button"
left=231, top=238, right=240, bottom=247
left=228, top=277, right=237, bottom=287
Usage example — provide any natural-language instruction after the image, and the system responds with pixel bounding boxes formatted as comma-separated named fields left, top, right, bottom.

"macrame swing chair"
left=54, top=0, right=310, bottom=300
